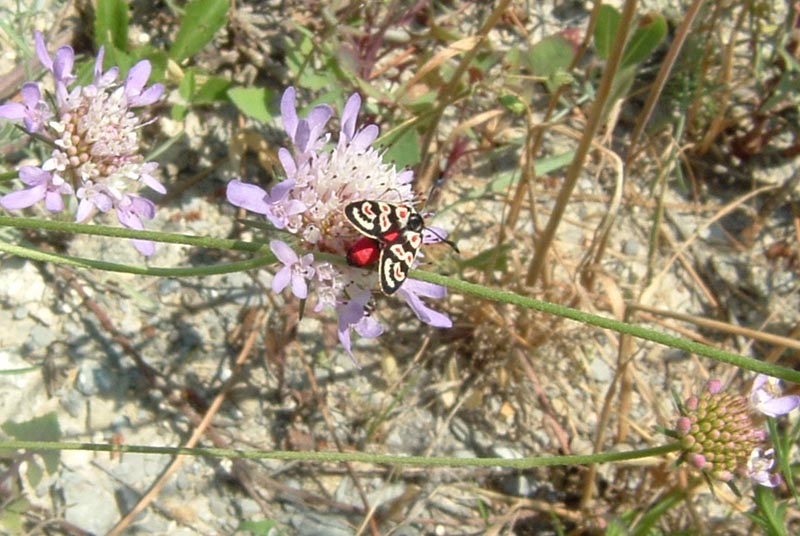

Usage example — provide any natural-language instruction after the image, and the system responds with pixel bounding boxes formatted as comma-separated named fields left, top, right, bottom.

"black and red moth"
left=344, top=200, right=427, bottom=295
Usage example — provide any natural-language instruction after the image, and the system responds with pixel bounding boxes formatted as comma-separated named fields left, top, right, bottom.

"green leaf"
left=169, top=0, right=228, bottom=63
left=179, top=69, right=197, bottom=101
left=0, top=497, right=29, bottom=533
left=459, top=244, right=512, bottom=271
left=26, top=459, right=43, bottom=487
left=594, top=5, right=621, bottom=61
left=630, top=488, right=685, bottom=536
left=621, top=13, right=667, bottom=69
left=2, top=412, right=61, bottom=474
left=752, top=485, right=788, bottom=536
left=94, top=0, right=129, bottom=50
left=228, top=87, right=275, bottom=123
left=237, top=519, right=282, bottom=536
left=403, top=89, right=437, bottom=115
left=380, top=127, right=421, bottom=169
left=604, top=518, right=628, bottom=536
left=194, top=76, right=232, bottom=104
left=171, top=104, right=189, bottom=121
left=526, top=34, right=575, bottom=79
left=499, top=94, right=526, bottom=115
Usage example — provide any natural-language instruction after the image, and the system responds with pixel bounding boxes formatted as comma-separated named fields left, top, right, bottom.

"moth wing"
left=344, top=200, right=383, bottom=238
left=378, top=229, right=423, bottom=295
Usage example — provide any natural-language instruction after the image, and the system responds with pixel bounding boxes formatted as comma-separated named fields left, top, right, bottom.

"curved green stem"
left=410, top=269, right=800, bottom=385
left=2, top=214, right=797, bottom=384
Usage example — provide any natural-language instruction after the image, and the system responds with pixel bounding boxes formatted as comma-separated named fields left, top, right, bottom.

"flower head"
left=0, top=32, right=166, bottom=255
left=227, top=87, right=452, bottom=361
left=675, top=379, right=782, bottom=487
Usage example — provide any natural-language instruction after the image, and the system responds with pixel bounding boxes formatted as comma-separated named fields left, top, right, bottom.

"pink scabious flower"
left=0, top=32, right=166, bottom=256
left=227, top=87, right=452, bottom=361
left=675, top=378, right=785, bottom=488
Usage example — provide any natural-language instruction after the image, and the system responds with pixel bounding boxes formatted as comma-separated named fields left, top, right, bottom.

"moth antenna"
left=426, top=227, right=459, bottom=253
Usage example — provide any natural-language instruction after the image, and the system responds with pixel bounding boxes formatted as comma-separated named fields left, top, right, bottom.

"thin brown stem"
left=526, top=0, right=640, bottom=287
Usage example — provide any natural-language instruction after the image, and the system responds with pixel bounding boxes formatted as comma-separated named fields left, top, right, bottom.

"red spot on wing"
left=347, top=236, right=381, bottom=267
left=382, top=231, right=400, bottom=243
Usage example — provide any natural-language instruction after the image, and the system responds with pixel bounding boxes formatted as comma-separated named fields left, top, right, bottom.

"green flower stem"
left=0, top=215, right=266, bottom=253
left=2, top=215, right=797, bottom=384
left=1, top=439, right=680, bottom=468
left=0, top=241, right=275, bottom=277
left=409, top=269, right=800, bottom=385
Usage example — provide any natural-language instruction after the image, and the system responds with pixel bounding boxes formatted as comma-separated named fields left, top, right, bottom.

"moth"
left=344, top=200, right=455, bottom=295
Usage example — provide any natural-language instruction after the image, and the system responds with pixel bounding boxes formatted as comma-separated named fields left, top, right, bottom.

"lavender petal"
left=280, top=86, right=298, bottom=138
left=34, top=31, right=53, bottom=71
left=272, top=266, right=292, bottom=294
left=269, top=239, right=298, bottom=266
left=350, top=124, right=379, bottom=152
left=290, top=273, right=308, bottom=299
left=132, top=239, right=155, bottom=257
left=125, top=60, right=152, bottom=96
left=0, top=185, right=47, bottom=210
left=0, top=103, right=26, bottom=121
left=129, top=83, right=164, bottom=107
left=759, top=396, right=800, bottom=417
left=43, top=190, right=65, bottom=212
left=226, top=180, right=270, bottom=215
left=18, top=166, right=51, bottom=186
left=277, top=148, right=297, bottom=178
left=340, top=92, right=361, bottom=142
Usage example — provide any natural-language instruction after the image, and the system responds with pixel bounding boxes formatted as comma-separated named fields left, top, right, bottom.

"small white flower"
left=270, top=240, right=315, bottom=300
left=748, top=448, right=781, bottom=488
left=750, top=374, right=800, bottom=418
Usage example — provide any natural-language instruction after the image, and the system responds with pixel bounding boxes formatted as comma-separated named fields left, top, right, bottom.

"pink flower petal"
left=226, top=180, right=270, bottom=215
left=0, top=103, right=26, bottom=120
left=18, top=166, right=51, bottom=186
left=34, top=32, right=53, bottom=71
left=75, top=199, right=94, bottom=222
left=290, top=273, right=308, bottom=299
left=132, top=239, right=155, bottom=257
left=340, top=92, right=361, bottom=142
left=350, top=124, right=379, bottom=152
left=280, top=86, right=298, bottom=138
left=270, top=240, right=297, bottom=265
left=0, top=185, right=47, bottom=210
left=759, top=396, right=800, bottom=417
left=44, top=190, right=65, bottom=212
left=272, top=266, right=291, bottom=294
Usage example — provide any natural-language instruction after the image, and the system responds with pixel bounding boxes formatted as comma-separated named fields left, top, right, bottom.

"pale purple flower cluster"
left=0, top=32, right=165, bottom=255
left=227, top=87, right=451, bottom=360
left=676, top=375, right=800, bottom=488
